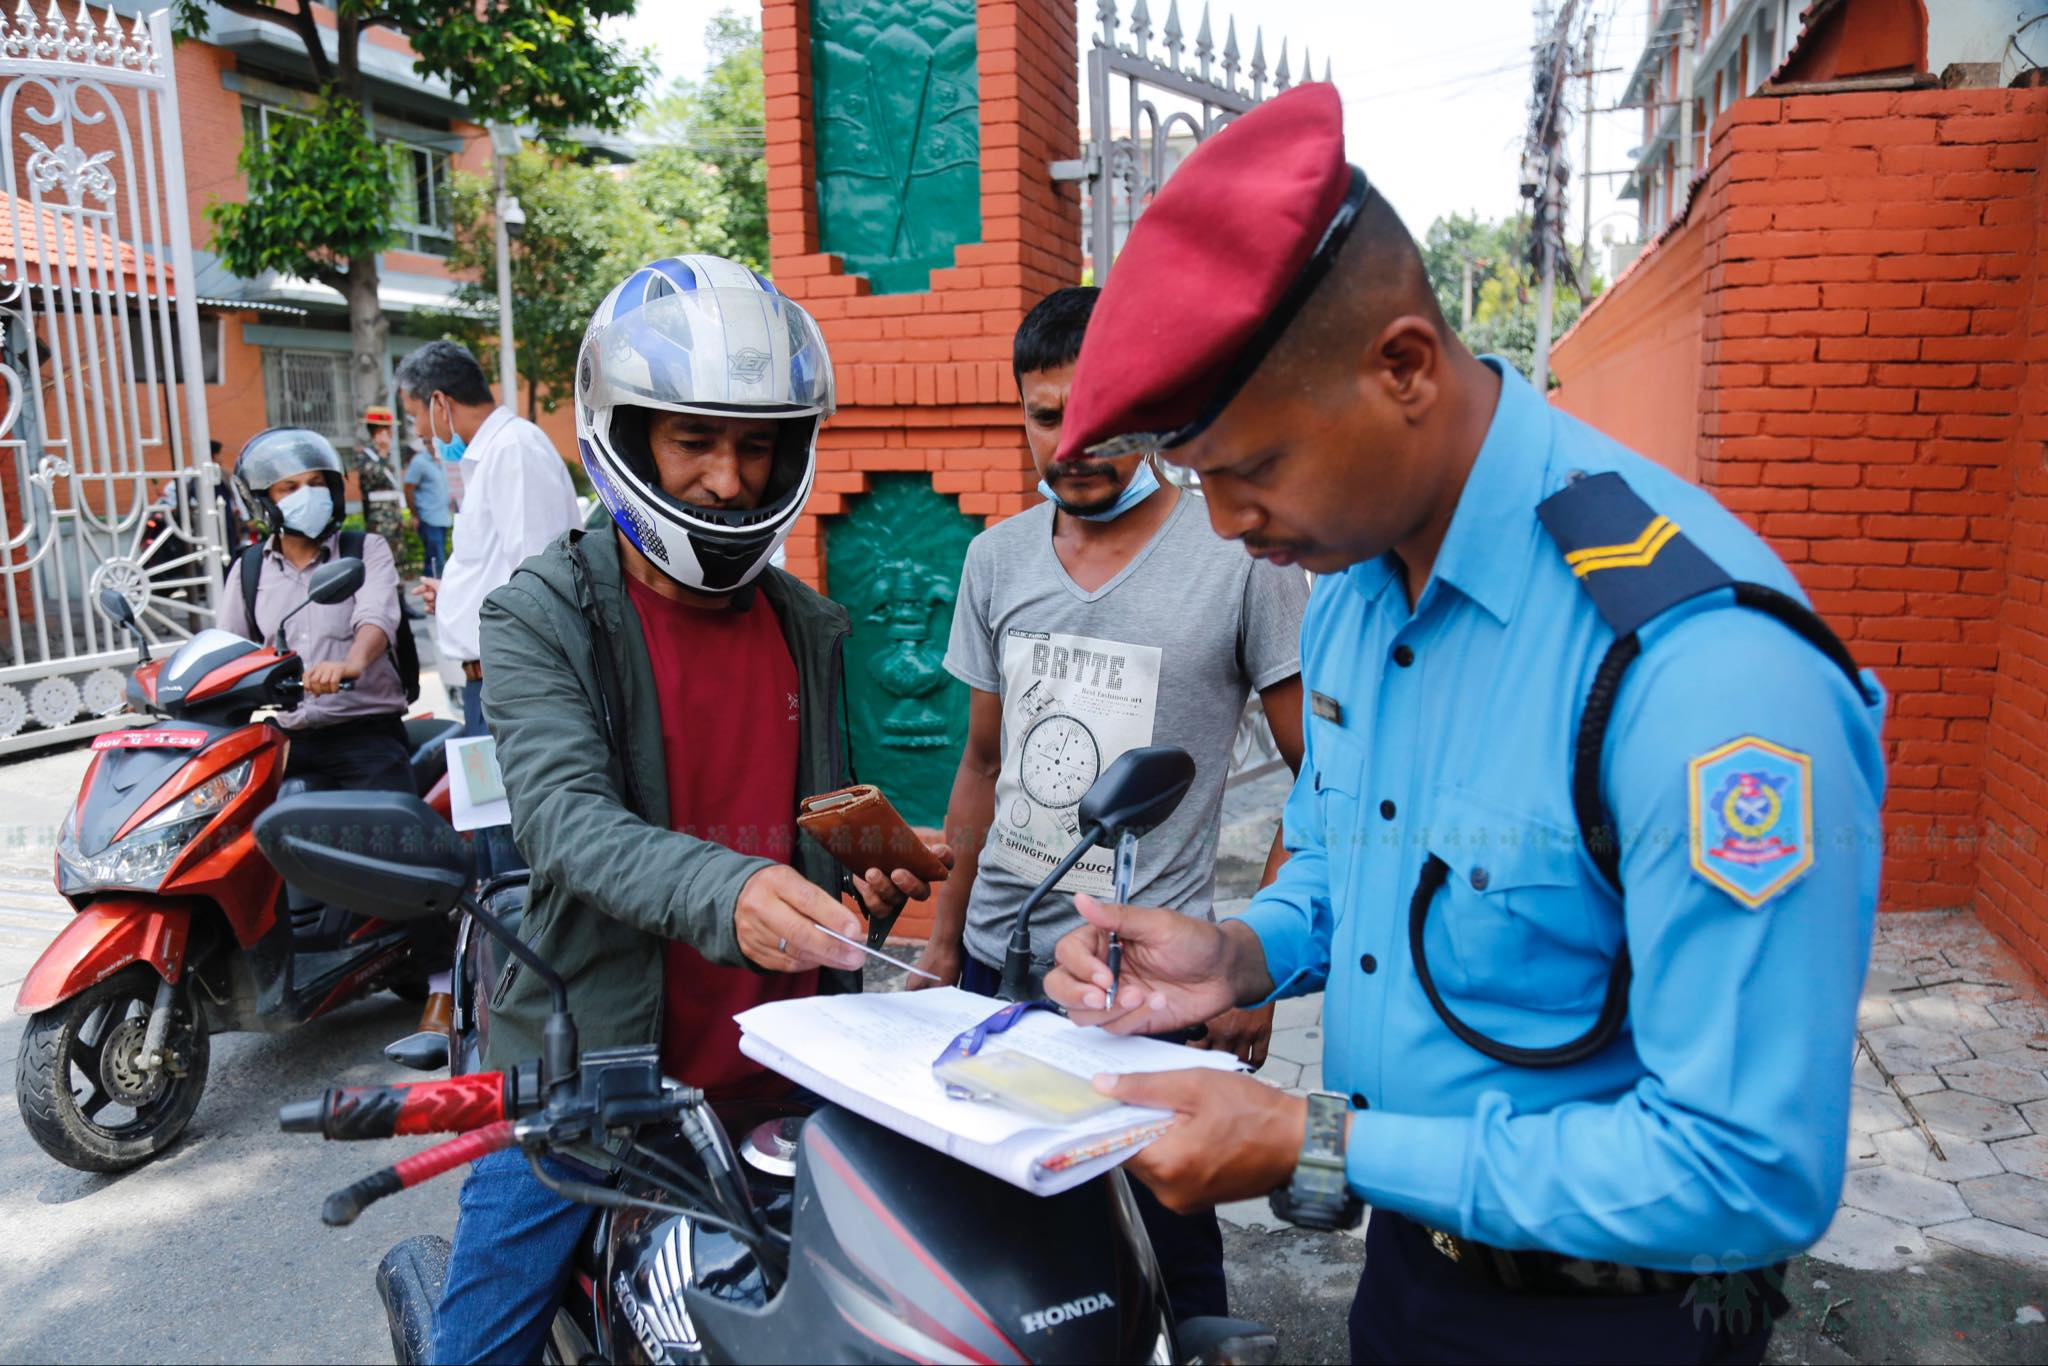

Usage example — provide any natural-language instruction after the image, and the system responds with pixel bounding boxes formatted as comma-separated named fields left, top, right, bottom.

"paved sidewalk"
left=1197, top=775, right=2048, bottom=1361
left=1821, top=911, right=2048, bottom=1271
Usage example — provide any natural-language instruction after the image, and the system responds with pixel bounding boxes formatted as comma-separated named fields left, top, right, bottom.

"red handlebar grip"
left=392, top=1072, right=507, bottom=1136
left=298, top=1072, right=508, bottom=1141
left=393, top=1120, right=515, bottom=1190
left=322, top=1121, right=516, bottom=1227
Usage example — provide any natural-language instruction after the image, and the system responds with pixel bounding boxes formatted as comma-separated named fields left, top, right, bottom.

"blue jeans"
left=462, top=679, right=526, bottom=884
left=431, top=1148, right=593, bottom=1364
left=418, top=523, right=448, bottom=578
left=957, top=956, right=1228, bottom=1321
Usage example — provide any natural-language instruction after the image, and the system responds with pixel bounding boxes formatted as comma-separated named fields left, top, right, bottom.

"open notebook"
left=736, top=987, right=1244, bottom=1196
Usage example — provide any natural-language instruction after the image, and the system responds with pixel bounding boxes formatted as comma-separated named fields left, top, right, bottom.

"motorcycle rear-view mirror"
left=308, top=557, right=366, bottom=605
left=254, top=792, right=469, bottom=922
left=97, top=588, right=138, bottom=631
left=1000, top=745, right=1196, bottom=1001
left=1078, top=745, right=1197, bottom=846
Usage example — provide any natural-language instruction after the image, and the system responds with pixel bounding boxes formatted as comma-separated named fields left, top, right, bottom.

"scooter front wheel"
left=15, top=964, right=210, bottom=1172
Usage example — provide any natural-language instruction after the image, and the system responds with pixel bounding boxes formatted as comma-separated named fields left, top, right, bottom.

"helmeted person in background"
left=1038, top=84, right=1887, bottom=1364
left=400, top=340, right=581, bottom=877
left=353, top=404, right=407, bottom=567
left=430, top=255, right=950, bottom=1364
left=909, top=283, right=1308, bottom=1327
left=216, top=428, right=411, bottom=794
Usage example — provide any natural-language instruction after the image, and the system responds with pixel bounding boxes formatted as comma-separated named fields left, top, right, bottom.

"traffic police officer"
left=1041, top=83, right=1887, bottom=1363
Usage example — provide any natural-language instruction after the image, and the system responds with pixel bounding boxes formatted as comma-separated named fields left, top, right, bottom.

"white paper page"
left=736, top=1034, right=1142, bottom=1196
left=444, top=735, right=511, bottom=832
left=734, top=988, right=1243, bottom=1191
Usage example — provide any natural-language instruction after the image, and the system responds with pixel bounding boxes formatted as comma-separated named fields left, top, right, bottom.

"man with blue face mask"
left=218, top=427, right=413, bottom=794
left=907, top=285, right=1311, bottom=1328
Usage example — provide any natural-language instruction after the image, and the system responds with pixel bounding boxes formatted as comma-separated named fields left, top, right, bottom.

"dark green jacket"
left=478, top=528, right=855, bottom=1070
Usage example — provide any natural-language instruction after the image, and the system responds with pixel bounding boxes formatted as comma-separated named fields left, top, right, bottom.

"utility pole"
left=488, top=124, right=523, bottom=411
left=1578, top=16, right=1597, bottom=277
left=1522, top=0, right=1576, bottom=391
left=1675, top=2, right=1698, bottom=190
left=1461, top=255, right=1487, bottom=330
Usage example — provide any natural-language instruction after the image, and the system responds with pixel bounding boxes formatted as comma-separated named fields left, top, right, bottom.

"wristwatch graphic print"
left=989, top=628, right=1162, bottom=897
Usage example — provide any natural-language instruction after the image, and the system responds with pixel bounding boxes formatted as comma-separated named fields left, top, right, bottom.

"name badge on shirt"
left=1310, top=690, right=1343, bottom=725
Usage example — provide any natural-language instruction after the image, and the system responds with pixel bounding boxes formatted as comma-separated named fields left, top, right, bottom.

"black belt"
left=1419, top=1223, right=1708, bottom=1298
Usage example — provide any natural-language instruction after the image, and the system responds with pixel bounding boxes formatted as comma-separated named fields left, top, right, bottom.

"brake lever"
left=322, top=1120, right=515, bottom=1226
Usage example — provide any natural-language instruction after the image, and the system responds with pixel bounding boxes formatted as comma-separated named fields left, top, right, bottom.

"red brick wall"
left=1551, top=213, right=1710, bottom=479
left=1551, top=86, right=2048, bottom=983
left=1978, top=127, right=2048, bottom=979
left=762, top=0, right=1081, bottom=589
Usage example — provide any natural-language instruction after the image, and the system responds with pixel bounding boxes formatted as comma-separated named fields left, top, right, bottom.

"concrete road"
left=0, top=701, right=465, bottom=1365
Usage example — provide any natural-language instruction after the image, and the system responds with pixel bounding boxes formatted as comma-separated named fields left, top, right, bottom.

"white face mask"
left=277, top=484, right=333, bottom=538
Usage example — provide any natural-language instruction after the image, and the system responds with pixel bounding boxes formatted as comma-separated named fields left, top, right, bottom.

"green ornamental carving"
left=825, top=474, right=982, bottom=826
left=811, top=0, right=981, bottom=295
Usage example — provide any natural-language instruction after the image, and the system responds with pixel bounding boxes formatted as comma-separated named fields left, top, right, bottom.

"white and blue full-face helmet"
left=575, top=254, right=835, bottom=594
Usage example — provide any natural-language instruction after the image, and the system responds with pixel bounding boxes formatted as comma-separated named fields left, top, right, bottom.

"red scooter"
left=12, top=561, right=462, bottom=1171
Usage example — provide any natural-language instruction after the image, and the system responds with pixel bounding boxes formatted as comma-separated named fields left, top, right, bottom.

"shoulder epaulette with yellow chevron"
left=1535, top=471, right=1733, bottom=637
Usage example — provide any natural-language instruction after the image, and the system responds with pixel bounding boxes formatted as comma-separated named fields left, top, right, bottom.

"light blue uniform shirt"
left=1238, top=361, right=1886, bottom=1271
left=404, top=449, right=453, bottom=527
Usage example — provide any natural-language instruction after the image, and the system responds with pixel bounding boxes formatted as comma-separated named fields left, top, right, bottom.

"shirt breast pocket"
left=1421, top=788, right=1615, bottom=1012
left=1307, top=716, right=1366, bottom=880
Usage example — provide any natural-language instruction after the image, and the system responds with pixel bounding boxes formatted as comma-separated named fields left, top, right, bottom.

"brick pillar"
left=761, top=0, right=1082, bottom=589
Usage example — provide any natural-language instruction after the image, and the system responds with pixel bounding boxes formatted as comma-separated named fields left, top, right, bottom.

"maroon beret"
left=1057, top=82, right=1366, bottom=462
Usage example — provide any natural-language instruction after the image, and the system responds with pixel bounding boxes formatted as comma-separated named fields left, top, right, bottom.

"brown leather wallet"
left=796, top=784, right=949, bottom=883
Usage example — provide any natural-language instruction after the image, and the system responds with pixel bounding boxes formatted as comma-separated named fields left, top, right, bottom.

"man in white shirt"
left=400, top=340, right=581, bottom=875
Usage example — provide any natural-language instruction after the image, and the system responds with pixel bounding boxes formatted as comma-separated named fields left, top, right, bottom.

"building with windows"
left=1620, top=1, right=1810, bottom=246
left=154, top=2, right=576, bottom=469
left=1617, top=0, right=2043, bottom=255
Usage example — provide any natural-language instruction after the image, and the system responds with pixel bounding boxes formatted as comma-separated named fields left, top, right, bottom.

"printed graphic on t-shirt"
left=988, top=627, right=1161, bottom=895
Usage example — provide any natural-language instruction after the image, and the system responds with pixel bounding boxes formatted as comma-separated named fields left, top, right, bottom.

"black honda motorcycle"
left=259, top=751, right=1278, bottom=1364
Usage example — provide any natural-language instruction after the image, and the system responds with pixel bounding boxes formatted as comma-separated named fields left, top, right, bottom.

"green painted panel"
left=825, top=474, right=981, bottom=826
left=811, top=0, right=981, bottom=295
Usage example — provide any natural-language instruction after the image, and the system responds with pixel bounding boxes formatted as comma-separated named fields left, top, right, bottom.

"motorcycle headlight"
left=62, top=759, right=251, bottom=892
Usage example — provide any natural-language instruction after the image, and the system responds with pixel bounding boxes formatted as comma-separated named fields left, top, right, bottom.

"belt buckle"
left=1429, top=1229, right=1462, bottom=1263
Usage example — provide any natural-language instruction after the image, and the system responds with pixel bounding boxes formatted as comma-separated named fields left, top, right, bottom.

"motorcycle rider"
left=216, top=428, right=412, bottom=794
left=431, top=255, right=950, bottom=1364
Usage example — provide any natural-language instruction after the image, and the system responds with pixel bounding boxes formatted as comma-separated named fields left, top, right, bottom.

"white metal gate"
left=0, top=4, right=216, bottom=753
left=1055, top=2, right=1312, bottom=790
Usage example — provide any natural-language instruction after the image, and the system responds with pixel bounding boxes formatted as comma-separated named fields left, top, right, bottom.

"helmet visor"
left=237, top=429, right=344, bottom=492
left=581, top=287, right=835, bottom=420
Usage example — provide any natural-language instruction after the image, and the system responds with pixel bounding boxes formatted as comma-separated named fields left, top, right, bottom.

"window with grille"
left=261, top=348, right=355, bottom=447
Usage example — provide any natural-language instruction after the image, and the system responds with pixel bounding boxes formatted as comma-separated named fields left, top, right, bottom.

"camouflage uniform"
left=353, top=441, right=406, bottom=564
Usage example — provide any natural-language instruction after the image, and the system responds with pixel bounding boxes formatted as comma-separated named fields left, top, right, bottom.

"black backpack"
left=236, top=530, right=421, bottom=704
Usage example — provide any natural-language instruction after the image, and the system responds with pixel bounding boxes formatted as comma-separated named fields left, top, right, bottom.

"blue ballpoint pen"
left=1106, top=829, right=1138, bottom=1007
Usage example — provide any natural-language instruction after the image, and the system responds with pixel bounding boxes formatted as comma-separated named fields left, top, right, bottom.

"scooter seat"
left=404, top=716, right=462, bottom=795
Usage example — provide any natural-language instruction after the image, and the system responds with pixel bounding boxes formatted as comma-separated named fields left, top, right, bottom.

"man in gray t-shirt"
left=912, top=289, right=1307, bottom=1063
left=912, top=289, right=1306, bottom=1327
left=941, top=489, right=1307, bottom=966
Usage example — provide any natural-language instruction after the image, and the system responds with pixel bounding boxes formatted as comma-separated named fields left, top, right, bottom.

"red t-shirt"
left=624, top=573, right=815, bottom=1099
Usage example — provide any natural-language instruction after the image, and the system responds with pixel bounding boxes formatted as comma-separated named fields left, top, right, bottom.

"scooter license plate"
left=91, top=729, right=207, bottom=750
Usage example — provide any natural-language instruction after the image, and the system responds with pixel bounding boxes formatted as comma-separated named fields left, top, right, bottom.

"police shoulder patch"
left=1688, top=735, right=1814, bottom=909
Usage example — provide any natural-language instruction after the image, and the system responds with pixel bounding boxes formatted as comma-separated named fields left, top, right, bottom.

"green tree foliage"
left=429, top=12, right=770, bottom=417
left=175, top=1, right=650, bottom=419
left=634, top=11, right=768, bottom=271
left=1421, top=211, right=1602, bottom=386
left=207, top=96, right=398, bottom=287
left=434, top=150, right=659, bottom=418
